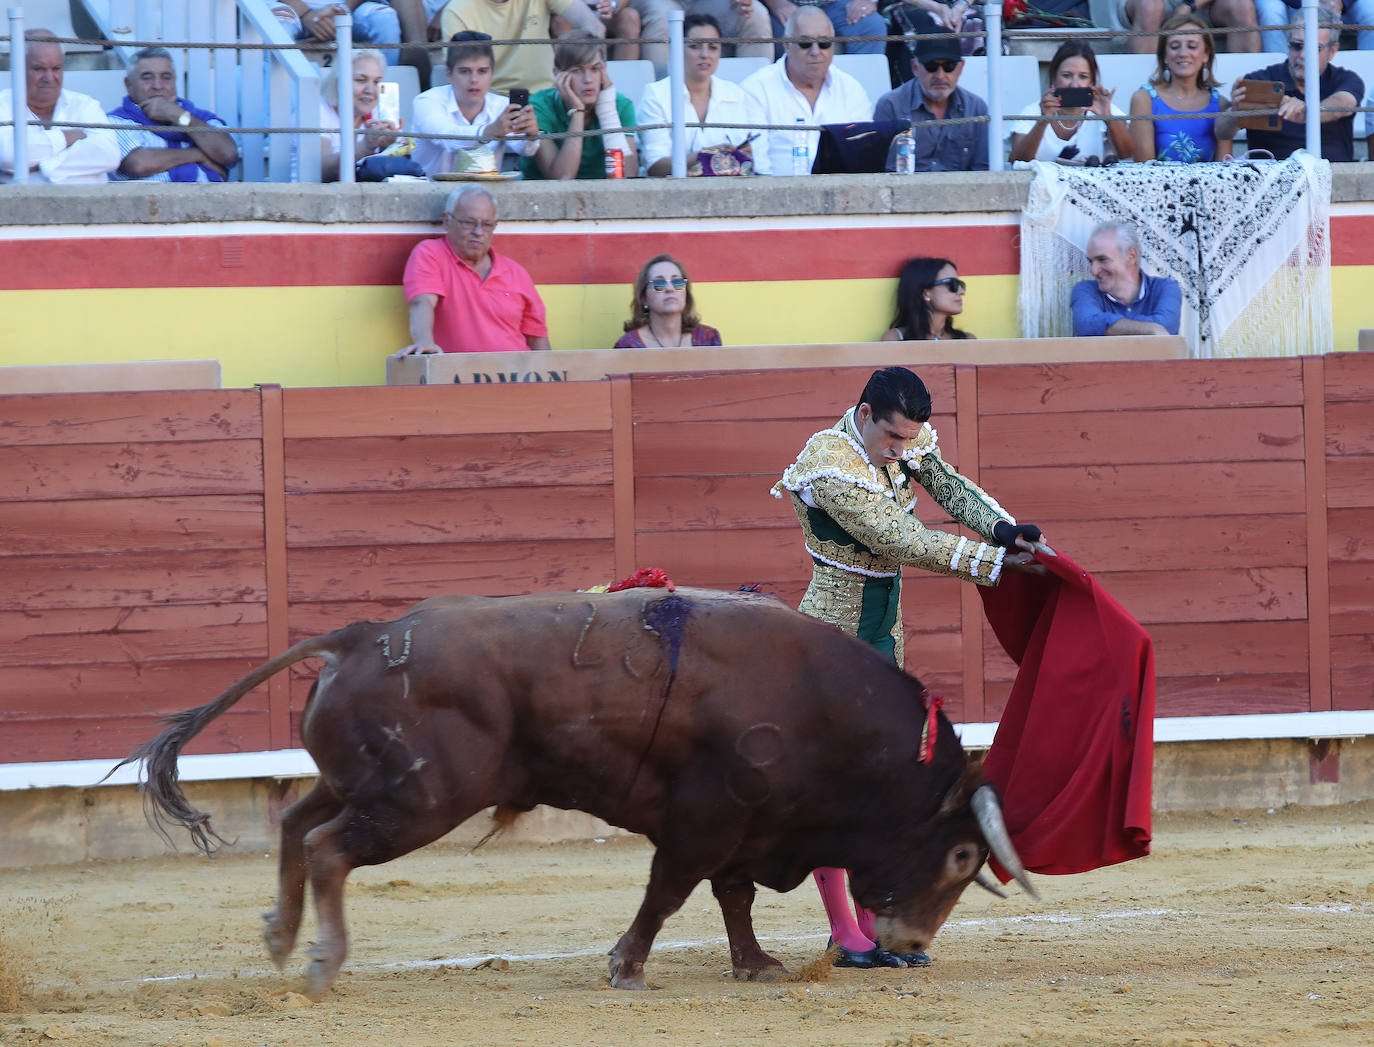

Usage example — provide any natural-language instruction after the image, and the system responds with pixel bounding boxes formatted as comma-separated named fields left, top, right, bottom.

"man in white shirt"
left=0, top=29, right=119, bottom=184
left=739, top=7, right=871, bottom=176
left=410, top=31, right=540, bottom=177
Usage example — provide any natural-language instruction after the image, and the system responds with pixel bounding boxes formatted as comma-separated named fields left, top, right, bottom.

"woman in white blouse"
left=636, top=13, right=758, bottom=177
left=316, top=49, right=399, bottom=181
left=1009, top=41, right=1134, bottom=166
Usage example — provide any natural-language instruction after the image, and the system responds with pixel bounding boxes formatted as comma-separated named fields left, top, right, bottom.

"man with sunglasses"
left=773, top=365, right=1049, bottom=970
left=740, top=6, right=872, bottom=175
left=1231, top=17, right=1362, bottom=162
left=873, top=26, right=988, bottom=172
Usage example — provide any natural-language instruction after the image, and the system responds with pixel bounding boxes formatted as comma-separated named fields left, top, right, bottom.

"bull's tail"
left=104, top=633, right=342, bottom=854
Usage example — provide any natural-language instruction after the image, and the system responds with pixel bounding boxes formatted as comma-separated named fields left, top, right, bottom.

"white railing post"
left=1302, top=0, right=1320, bottom=156
left=336, top=13, right=355, bottom=182
left=984, top=0, right=1003, bottom=171
left=8, top=7, right=27, bottom=185
left=668, top=8, right=686, bottom=178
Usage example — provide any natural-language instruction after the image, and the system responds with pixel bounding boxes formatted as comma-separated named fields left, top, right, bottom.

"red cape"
left=979, top=550, right=1155, bottom=877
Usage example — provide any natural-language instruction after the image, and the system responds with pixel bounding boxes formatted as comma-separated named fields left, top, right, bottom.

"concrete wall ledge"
left=0, top=733, right=1368, bottom=867
left=3, top=164, right=1373, bottom=228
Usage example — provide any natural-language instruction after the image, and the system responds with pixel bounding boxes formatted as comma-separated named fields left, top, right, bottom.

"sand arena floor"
left=0, top=800, right=1371, bottom=1047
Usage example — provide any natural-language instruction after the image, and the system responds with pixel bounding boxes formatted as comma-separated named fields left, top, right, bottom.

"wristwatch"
left=176, top=111, right=192, bottom=127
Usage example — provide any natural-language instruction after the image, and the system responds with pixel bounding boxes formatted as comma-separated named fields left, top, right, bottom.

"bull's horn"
left=973, top=872, right=1007, bottom=899
left=970, top=785, right=1039, bottom=901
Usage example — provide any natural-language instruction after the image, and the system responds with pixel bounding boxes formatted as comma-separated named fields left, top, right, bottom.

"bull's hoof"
left=608, top=953, right=648, bottom=990
left=733, top=959, right=787, bottom=982
left=304, top=944, right=343, bottom=999
left=262, top=911, right=295, bottom=969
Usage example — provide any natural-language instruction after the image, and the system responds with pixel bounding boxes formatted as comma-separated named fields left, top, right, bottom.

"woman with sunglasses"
left=615, top=255, right=722, bottom=348
left=1010, top=40, right=1134, bottom=164
left=881, top=258, right=972, bottom=342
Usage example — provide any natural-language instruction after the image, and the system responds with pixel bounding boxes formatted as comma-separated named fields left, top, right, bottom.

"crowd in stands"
left=3, top=1, right=1374, bottom=184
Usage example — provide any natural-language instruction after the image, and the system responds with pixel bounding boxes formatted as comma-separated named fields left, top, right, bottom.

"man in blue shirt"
left=1070, top=222, right=1181, bottom=337
left=874, top=27, right=988, bottom=173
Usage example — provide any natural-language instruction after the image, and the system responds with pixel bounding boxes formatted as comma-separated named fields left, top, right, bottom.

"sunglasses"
left=922, top=59, right=960, bottom=73
left=931, top=277, right=966, bottom=293
left=649, top=276, right=688, bottom=291
left=795, top=37, right=834, bottom=51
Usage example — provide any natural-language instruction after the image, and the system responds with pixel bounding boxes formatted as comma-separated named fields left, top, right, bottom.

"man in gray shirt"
left=875, top=26, right=988, bottom=172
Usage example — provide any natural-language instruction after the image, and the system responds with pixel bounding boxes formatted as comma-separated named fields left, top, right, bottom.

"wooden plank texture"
left=1021, top=515, right=1305, bottom=573
left=3, top=549, right=266, bottom=611
left=1088, top=568, right=1307, bottom=624
left=282, top=384, right=612, bottom=439
left=0, top=390, right=262, bottom=445
left=1326, top=402, right=1374, bottom=456
left=0, top=495, right=265, bottom=556
left=286, top=540, right=617, bottom=602
left=1327, top=508, right=1374, bottom=563
left=1326, top=455, right=1374, bottom=509
left=0, top=605, right=266, bottom=668
left=979, top=407, right=1304, bottom=468
left=0, top=440, right=265, bottom=501
left=0, top=711, right=268, bottom=764
left=635, top=476, right=810, bottom=532
left=977, top=359, right=1302, bottom=415
left=285, top=487, right=616, bottom=547
left=1323, top=350, right=1374, bottom=402
left=981, top=462, right=1307, bottom=520
left=630, top=367, right=958, bottom=424
left=1331, top=634, right=1374, bottom=710
left=634, top=415, right=959, bottom=477
left=283, top=432, right=613, bottom=492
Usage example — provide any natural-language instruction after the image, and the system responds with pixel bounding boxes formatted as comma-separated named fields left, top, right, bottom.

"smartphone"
left=376, top=80, right=400, bottom=126
left=1054, top=87, right=1093, bottom=109
left=1234, top=79, right=1285, bottom=131
left=508, top=87, right=530, bottom=109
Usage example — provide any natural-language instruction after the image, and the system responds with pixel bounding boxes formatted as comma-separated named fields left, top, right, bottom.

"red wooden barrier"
left=2, top=357, right=1372, bottom=763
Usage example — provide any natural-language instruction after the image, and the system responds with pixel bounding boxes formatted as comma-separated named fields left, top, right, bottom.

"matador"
left=771, top=366, right=1050, bottom=970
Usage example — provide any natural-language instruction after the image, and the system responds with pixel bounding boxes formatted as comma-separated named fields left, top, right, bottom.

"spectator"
left=740, top=7, right=872, bottom=176
left=1071, top=223, right=1182, bottom=337
left=440, top=0, right=606, bottom=94
left=393, top=185, right=551, bottom=354
left=411, top=32, right=540, bottom=177
left=270, top=2, right=403, bottom=60
left=637, top=14, right=761, bottom=176
left=575, top=0, right=644, bottom=64
left=107, top=47, right=239, bottom=183
left=1010, top=40, right=1135, bottom=164
left=874, top=26, right=987, bottom=172
left=1109, top=0, right=1259, bottom=56
left=1256, top=0, right=1370, bottom=53
left=682, top=0, right=776, bottom=61
left=887, top=0, right=984, bottom=80
left=881, top=257, right=973, bottom=341
left=307, top=49, right=401, bottom=181
left=386, top=0, right=452, bottom=78
left=761, top=0, right=888, bottom=56
left=1129, top=12, right=1236, bottom=162
left=615, top=254, right=723, bottom=347
left=523, top=30, right=640, bottom=179
left=1232, top=17, right=1362, bottom=161
left=0, top=29, right=119, bottom=184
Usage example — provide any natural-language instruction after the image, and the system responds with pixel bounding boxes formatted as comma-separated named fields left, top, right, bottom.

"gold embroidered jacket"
left=771, top=409, right=1015, bottom=586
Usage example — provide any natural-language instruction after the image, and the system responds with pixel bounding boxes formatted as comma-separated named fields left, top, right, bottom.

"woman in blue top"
left=1129, top=12, right=1235, bottom=162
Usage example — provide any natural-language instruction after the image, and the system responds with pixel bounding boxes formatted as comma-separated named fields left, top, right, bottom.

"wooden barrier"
left=2, top=353, right=1372, bottom=764
left=385, top=336, right=1189, bottom=386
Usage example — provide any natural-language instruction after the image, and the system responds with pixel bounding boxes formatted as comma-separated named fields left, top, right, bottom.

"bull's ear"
left=938, top=762, right=989, bottom=819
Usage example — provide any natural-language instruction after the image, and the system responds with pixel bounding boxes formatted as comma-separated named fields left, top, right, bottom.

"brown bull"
left=117, top=586, right=1034, bottom=995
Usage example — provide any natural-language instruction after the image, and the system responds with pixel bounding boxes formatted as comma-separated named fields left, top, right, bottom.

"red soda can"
left=604, top=148, right=624, bottom=179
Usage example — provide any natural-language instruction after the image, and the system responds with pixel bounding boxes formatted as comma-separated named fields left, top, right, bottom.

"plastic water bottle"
left=894, top=129, right=915, bottom=174
left=791, top=118, right=810, bottom=177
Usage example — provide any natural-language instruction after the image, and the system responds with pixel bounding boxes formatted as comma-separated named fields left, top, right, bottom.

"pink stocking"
left=855, top=903, right=876, bottom=943
left=812, top=868, right=873, bottom=952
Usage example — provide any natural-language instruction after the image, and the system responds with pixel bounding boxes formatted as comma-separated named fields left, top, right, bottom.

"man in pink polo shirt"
left=393, top=185, right=550, bottom=354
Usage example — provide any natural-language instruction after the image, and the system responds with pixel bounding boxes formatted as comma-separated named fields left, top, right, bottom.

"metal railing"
left=3, top=0, right=1365, bottom=184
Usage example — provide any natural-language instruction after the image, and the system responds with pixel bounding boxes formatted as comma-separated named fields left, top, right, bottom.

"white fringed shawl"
left=1017, top=155, right=1333, bottom=358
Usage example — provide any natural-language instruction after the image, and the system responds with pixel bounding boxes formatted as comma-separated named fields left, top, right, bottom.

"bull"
left=117, top=586, right=1034, bottom=995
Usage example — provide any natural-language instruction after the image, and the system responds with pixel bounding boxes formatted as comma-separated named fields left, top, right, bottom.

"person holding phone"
left=411, top=31, right=540, bottom=177
left=1009, top=41, right=1134, bottom=165
left=307, top=48, right=399, bottom=181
